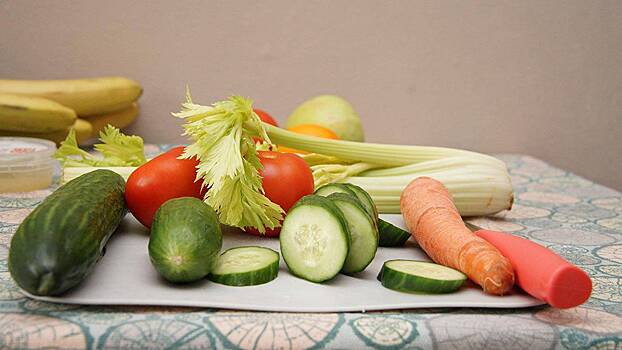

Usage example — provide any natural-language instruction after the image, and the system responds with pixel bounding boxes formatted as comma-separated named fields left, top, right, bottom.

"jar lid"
left=0, top=137, right=56, bottom=166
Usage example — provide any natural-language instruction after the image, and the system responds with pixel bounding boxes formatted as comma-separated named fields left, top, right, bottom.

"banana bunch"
left=0, top=77, right=142, bottom=145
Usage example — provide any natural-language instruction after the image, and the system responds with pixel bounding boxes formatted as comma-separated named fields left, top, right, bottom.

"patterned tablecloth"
left=0, top=149, right=621, bottom=349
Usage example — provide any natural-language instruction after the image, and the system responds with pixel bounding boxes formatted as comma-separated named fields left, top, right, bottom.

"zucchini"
left=8, top=170, right=126, bottom=296
left=209, top=246, right=279, bottom=286
left=378, top=260, right=467, bottom=294
left=327, top=193, right=378, bottom=274
left=378, top=218, right=411, bottom=247
left=149, top=197, right=222, bottom=283
left=280, top=195, right=350, bottom=282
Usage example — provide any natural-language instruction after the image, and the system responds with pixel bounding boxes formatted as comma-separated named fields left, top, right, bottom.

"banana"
left=0, top=118, right=92, bottom=145
left=1, top=103, right=140, bottom=146
left=0, top=93, right=77, bottom=132
left=0, top=77, right=142, bottom=116
left=83, top=102, right=139, bottom=138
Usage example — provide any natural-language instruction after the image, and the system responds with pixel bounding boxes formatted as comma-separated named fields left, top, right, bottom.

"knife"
left=466, top=223, right=592, bottom=308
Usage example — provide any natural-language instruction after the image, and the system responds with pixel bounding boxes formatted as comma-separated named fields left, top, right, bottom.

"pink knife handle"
left=475, top=229, right=592, bottom=308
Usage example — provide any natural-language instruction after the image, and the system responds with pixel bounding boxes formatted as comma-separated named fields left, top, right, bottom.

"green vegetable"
left=264, top=124, right=513, bottom=216
left=378, top=260, right=467, bottom=294
left=55, top=125, right=147, bottom=167
left=346, top=157, right=513, bottom=215
left=172, top=93, right=283, bottom=233
left=378, top=219, right=411, bottom=247
left=149, top=197, right=222, bottom=283
left=170, top=92, right=513, bottom=230
left=327, top=193, right=378, bottom=274
left=54, top=125, right=146, bottom=184
left=8, top=170, right=126, bottom=296
left=267, top=124, right=504, bottom=167
left=308, top=155, right=514, bottom=216
left=209, top=246, right=279, bottom=286
left=286, top=95, right=365, bottom=142
left=280, top=195, right=350, bottom=282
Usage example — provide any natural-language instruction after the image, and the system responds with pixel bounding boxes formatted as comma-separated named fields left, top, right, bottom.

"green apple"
left=286, top=95, right=365, bottom=142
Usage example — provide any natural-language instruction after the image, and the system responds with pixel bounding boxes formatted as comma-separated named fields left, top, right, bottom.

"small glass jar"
left=0, top=137, right=57, bottom=193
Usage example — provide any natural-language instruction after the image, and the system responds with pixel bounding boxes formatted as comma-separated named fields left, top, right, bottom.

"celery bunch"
left=268, top=126, right=514, bottom=217
left=174, top=94, right=513, bottom=231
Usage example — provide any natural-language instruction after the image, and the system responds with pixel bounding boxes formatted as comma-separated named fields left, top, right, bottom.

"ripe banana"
left=0, top=118, right=92, bottom=145
left=0, top=77, right=142, bottom=116
left=84, top=102, right=139, bottom=138
left=0, top=93, right=77, bottom=132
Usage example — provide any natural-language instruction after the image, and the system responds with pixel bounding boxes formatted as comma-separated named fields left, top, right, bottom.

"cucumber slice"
left=280, top=195, right=350, bottom=283
left=314, top=183, right=357, bottom=198
left=209, top=246, right=279, bottom=286
left=378, top=218, right=411, bottom=247
left=378, top=260, right=467, bottom=294
left=327, top=193, right=378, bottom=274
left=342, top=183, right=378, bottom=223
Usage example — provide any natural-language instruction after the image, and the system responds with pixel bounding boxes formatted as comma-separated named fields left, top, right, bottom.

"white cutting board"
left=24, top=214, right=544, bottom=312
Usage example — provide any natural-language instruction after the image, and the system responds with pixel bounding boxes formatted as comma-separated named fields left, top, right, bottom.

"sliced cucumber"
left=342, top=183, right=378, bottom=223
left=314, top=183, right=357, bottom=198
left=378, top=260, right=467, bottom=294
left=378, top=218, right=411, bottom=247
left=280, top=195, right=350, bottom=283
left=327, top=193, right=378, bottom=274
left=209, top=246, right=279, bottom=286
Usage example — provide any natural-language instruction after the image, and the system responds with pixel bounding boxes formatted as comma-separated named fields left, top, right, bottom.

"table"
left=1, top=150, right=621, bottom=349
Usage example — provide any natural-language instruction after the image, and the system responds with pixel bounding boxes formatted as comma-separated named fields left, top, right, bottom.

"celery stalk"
left=344, top=163, right=514, bottom=216
left=265, top=124, right=505, bottom=168
left=62, top=166, right=137, bottom=184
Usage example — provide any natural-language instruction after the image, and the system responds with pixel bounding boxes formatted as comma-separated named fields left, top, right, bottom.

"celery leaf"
left=172, top=94, right=283, bottom=232
left=94, top=125, right=147, bottom=166
left=54, top=125, right=146, bottom=167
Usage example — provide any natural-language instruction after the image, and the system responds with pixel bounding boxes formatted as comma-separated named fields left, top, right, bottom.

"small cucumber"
left=149, top=197, right=222, bottom=283
left=378, top=218, right=411, bottom=247
left=209, top=246, right=279, bottom=286
left=9, top=169, right=126, bottom=296
left=327, top=193, right=378, bottom=274
left=280, top=195, right=350, bottom=283
left=378, top=260, right=467, bottom=294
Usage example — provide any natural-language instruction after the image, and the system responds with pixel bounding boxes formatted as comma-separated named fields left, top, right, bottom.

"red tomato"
left=259, top=151, right=314, bottom=211
left=125, top=146, right=205, bottom=228
left=245, top=151, right=314, bottom=237
left=254, top=108, right=278, bottom=126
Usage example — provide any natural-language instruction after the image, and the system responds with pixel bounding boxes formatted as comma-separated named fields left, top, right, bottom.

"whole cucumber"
left=8, top=170, right=126, bottom=296
left=149, top=197, right=222, bottom=283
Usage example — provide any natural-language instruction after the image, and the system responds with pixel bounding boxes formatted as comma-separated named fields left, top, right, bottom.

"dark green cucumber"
left=378, top=218, right=411, bottom=247
left=327, top=193, right=378, bottom=274
left=341, top=183, right=378, bottom=223
left=378, top=260, right=467, bottom=294
left=8, top=169, right=126, bottom=296
left=209, top=246, right=279, bottom=286
left=280, top=195, right=351, bottom=283
left=149, top=197, right=222, bottom=283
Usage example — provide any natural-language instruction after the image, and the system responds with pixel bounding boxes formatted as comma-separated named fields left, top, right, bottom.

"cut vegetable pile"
left=6, top=91, right=592, bottom=308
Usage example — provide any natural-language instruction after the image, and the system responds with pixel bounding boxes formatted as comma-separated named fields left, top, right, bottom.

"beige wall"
left=2, top=0, right=621, bottom=189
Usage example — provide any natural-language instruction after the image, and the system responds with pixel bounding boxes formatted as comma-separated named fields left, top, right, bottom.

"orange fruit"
left=279, top=124, right=340, bottom=154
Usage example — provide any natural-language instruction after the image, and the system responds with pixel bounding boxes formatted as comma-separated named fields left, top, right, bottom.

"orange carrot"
left=400, top=177, right=515, bottom=295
